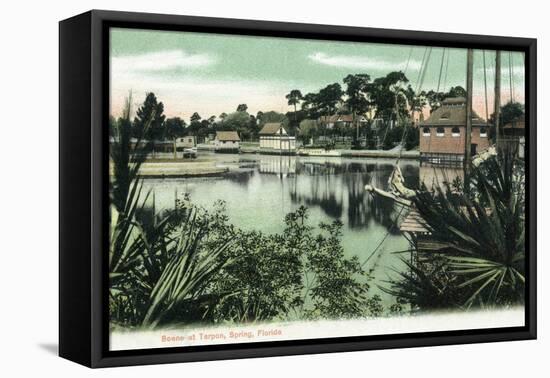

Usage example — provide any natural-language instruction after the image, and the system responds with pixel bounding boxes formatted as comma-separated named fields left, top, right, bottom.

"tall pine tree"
left=133, top=92, right=166, bottom=140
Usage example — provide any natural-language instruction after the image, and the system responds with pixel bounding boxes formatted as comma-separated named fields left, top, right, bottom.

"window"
left=480, top=127, right=487, bottom=137
left=436, top=127, right=445, bottom=137
left=451, top=127, right=460, bottom=137
left=422, top=127, right=430, bottom=136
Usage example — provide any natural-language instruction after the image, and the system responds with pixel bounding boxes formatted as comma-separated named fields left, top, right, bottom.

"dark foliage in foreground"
left=385, top=150, right=525, bottom=310
left=110, top=197, right=382, bottom=328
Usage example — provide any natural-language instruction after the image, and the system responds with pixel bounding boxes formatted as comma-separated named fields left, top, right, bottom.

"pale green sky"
left=110, top=27, right=525, bottom=121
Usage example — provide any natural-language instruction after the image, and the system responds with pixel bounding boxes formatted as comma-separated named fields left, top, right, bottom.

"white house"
left=318, top=114, right=369, bottom=129
left=214, top=131, right=240, bottom=152
left=175, top=136, right=196, bottom=150
left=259, top=123, right=296, bottom=154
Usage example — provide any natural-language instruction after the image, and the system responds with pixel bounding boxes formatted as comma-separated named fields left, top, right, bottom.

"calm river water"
left=141, top=153, right=452, bottom=308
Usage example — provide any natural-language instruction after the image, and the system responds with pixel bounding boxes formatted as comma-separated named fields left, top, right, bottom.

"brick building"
left=419, top=97, right=490, bottom=164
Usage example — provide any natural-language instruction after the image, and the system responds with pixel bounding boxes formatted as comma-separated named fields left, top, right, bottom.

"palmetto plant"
left=108, top=96, right=233, bottom=328
left=109, top=193, right=235, bottom=328
left=383, top=257, right=464, bottom=310
left=141, top=209, right=234, bottom=327
left=390, top=150, right=525, bottom=310
left=109, top=93, right=154, bottom=214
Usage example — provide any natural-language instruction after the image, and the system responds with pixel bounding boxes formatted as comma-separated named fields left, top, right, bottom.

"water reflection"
left=143, top=154, right=421, bottom=234
left=284, top=157, right=418, bottom=232
left=225, top=169, right=255, bottom=186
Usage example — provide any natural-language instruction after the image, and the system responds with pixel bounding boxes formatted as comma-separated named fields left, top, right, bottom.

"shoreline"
left=199, top=142, right=420, bottom=159
left=110, top=151, right=422, bottom=179
left=109, top=160, right=228, bottom=178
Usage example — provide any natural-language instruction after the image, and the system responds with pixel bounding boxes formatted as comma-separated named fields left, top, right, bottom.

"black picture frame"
left=59, top=9, right=537, bottom=368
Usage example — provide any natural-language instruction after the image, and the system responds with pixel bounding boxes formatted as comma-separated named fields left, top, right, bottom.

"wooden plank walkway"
left=399, top=208, right=429, bottom=234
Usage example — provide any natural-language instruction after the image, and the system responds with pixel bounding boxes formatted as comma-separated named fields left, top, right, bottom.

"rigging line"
left=422, top=48, right=473, bottom=185
left=419, top=48, right=445, bottom=182
left=382, top=46, right=418, bottom=157
left=403, top=47, right=415, bottom=126
left=419, top=49, right=454, bottom=184
left=396, top=46, right=415, bottom=128
left=436, top=48, right=446, bottom=93
left=361, top=204, right=407, bottom=269
left=511, top=52, right=515, bottom=103
left=422, top=48, right=434, bottom=89
left=508, top=51, right=514, bottom=102
left=395, top=47, right=429, bottom=165
left=378, top=50, right=421, bottom=151
left=394, top=112, right=410, bottom=165
left=415, top=47, right=429, bottom=93
left=421, top=49, right=452, bottom=182
left=442, top=49, right=450, bottom=92
left=411, top=45, right=435, bottom=182
left=404, top=46, right=414, bottom=75
left=411, top=47, right=435, bottom=178
left=483, top=50, right=489, bottom=122
left=416, top=47, right=433, bottom=94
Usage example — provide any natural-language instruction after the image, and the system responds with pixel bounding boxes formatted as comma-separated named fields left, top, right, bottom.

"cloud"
left=111, top=50, right=215, bottom=74
left=109, top=48, right=303, bottom=117
left=110, top=73, right=296, bottom=119
left=308, top=52, right=421, bottom=71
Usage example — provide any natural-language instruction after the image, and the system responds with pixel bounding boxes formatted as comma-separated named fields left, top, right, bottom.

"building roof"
left=318, top=114, right=366, bottom=123
left=442, top=97, right=467, bottom=105
left=503, top=114, right=525, bottom=129
left=259, top=122, right=285, bottom=135
left=420, top=97, right=487, bottom=127
left=216, top=131, right=240, bottom=141
left=319, top=115, right=350, bottom=123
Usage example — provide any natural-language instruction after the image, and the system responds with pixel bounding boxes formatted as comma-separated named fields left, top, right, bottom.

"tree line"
left=110, top=71, right=524, bottom=149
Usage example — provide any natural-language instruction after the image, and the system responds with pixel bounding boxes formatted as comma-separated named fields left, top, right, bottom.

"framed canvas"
left=59, top=10, right=537, bottom=368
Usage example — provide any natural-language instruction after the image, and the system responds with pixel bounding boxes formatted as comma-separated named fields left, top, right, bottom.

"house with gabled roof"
left=259, top=122, right=296, bottom=155
left=419, top=97, right=490, bottom=164
left=318, top=114, right=368, bottom=129
left=175, top=136, right=196, bottom=150
left=214, top=131, right=240, bottom=153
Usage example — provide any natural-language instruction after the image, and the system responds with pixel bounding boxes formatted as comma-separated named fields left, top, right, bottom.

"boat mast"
left=464, top=49, right=474, bottom=190
left=494, top=50, right=501, bottom=147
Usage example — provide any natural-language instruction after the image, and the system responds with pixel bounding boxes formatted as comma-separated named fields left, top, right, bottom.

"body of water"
left=141, top=153, right=451, bottom=308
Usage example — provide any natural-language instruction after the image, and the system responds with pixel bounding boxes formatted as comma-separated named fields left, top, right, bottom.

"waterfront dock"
left=110, top=160, right=228, bottom=178
left=340, top=149, right=419, bottom=159
left=299, top=146, right=419, bottom=159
